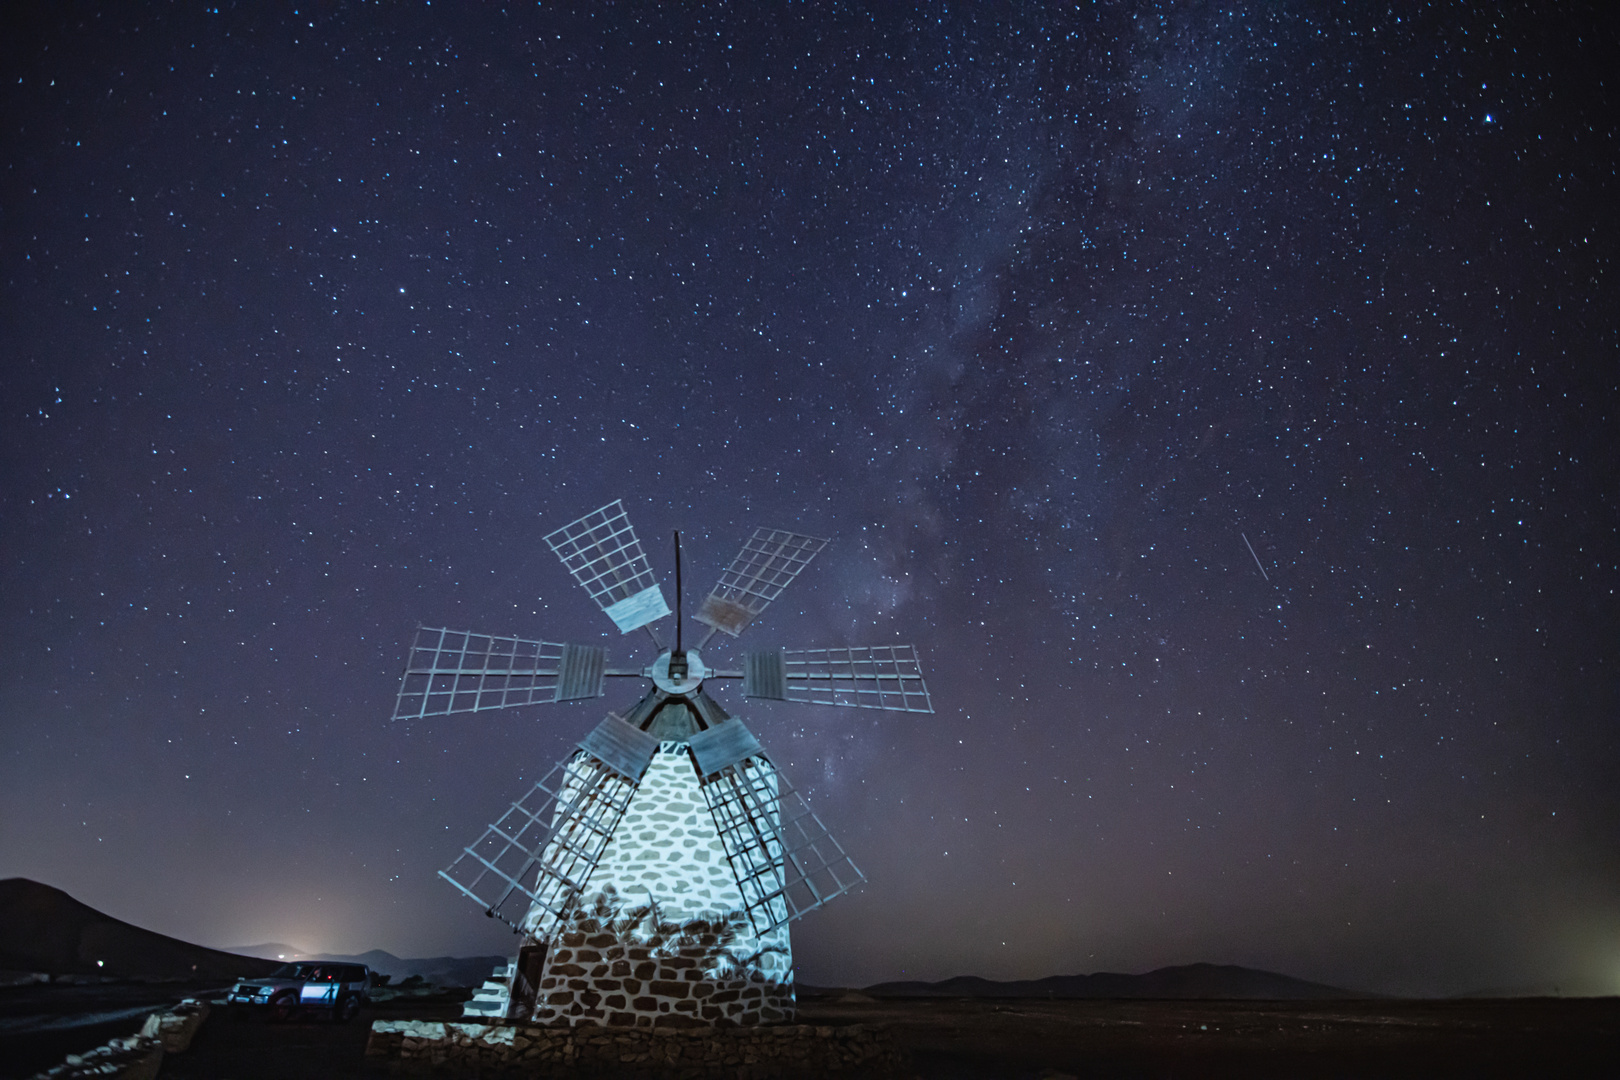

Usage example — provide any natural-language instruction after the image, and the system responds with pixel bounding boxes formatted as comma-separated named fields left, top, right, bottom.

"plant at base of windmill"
left=551, top=886, right=770, bottom=983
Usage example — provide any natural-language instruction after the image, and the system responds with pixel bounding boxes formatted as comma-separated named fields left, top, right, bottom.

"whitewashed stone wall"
left=525, top=744, right=793, bottom=1027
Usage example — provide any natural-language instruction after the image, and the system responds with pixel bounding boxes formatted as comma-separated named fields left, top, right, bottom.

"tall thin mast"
left=669, top=529, right=686, bottom=680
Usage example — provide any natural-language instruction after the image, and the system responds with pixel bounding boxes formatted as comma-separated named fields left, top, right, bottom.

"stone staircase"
left=460, top=960, right=516, bottom=1020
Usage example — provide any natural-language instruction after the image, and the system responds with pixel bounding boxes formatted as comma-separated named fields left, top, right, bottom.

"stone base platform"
left=365, top=1018, right=910, bottom=1078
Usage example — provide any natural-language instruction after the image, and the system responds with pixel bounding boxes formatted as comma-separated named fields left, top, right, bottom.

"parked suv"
left=227, top=963, right=372, bottom=1023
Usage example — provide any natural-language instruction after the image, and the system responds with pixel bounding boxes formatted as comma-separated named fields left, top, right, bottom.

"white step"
left=459, top=959, right=516, bottom=1020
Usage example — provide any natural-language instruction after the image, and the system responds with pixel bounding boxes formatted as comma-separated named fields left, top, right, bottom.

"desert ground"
left=6, top=982, right=1619, bottom=1078
left=803, top=991, right=1620, bottom=1078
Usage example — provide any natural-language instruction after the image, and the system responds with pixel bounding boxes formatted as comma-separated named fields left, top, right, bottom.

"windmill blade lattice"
left=394, top=627, right=608, bottom=721
left=438, top=750, right=638, bottom=937
left=695, top=528, right=829, bottom=639
left=699, top=756, right=865, bottom=935
left=543, top=500, right=670, bottom=634
left=743, top=644, right=933, bottom=713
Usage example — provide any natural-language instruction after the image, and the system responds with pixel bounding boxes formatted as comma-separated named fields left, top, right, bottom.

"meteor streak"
left=1242, top=532, right=1269, bottom=581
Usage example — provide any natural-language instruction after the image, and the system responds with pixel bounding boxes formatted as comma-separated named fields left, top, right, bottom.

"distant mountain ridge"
left=231, top=943, right=507, bottom=988
left=0, top=878, right=279, bottom=981
left=865, top=963, right=1367, bottom=1000
left=2, top=879, right=1366, bottom=999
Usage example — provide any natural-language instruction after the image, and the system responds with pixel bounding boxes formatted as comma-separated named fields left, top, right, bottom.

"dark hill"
left=0, top=878, right=280, bottom=981
left=231, top=944, right=507, bottom=988
left=866, top=962, right=1365, bottom=1000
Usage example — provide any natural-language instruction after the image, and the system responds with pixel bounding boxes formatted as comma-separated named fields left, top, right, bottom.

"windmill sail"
left=698, top=754, right=865, bottom=935
left=393, top=627, right=606, bottom=721
left=695, top=528, right=828, bottom=638
left=742, top=644, right=933, bottom=713
left=543, top=500, right=670, bottom=633
left=438, top=726, right=648, bottom=936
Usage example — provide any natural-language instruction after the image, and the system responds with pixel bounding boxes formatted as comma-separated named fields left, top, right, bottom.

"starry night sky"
left=2, top=3, right=1616, bottom=998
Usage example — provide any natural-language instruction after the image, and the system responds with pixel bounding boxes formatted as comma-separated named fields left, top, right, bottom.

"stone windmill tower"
left=393, top=500, right=932, bottom=1028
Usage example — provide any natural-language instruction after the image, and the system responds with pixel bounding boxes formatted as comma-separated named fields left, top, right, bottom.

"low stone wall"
left=28, top=1000, right=207, bottom=1080
left=366, top=1018, right=910, bottom=1078
left=28, top=1035, right=162, bottom=1080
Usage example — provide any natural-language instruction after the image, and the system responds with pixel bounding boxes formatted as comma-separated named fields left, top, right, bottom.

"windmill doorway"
left=507, top=942, right=547, bottom=1021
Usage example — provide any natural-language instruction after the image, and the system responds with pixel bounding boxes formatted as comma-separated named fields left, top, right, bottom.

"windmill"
left=393, top=500, right=931, bottom=1028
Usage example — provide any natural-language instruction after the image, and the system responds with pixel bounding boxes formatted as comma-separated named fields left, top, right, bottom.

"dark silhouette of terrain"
left=0, top=878, right=1355, bottom=999
left=865, top=961, right=1364, bottom=1000
left=0, top=878, right=277, bottom=981
left=4, top=881, right=1616, bottom=1078
left=154, top=990, right=1620, bottom=1079
left=231, top=944, right=506, bottom=989
left=808, top=994, right=1620, bottom=1079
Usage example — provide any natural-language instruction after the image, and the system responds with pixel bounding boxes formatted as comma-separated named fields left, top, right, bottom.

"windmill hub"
left=646, top=648, right=706, bottom=695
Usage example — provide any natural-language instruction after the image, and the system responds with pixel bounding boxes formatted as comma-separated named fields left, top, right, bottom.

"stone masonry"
left=525, top=744, right=793, bottom=1027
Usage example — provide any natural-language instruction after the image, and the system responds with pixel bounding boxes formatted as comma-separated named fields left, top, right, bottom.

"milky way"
left=2, top=4, right=1615, bottom=996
